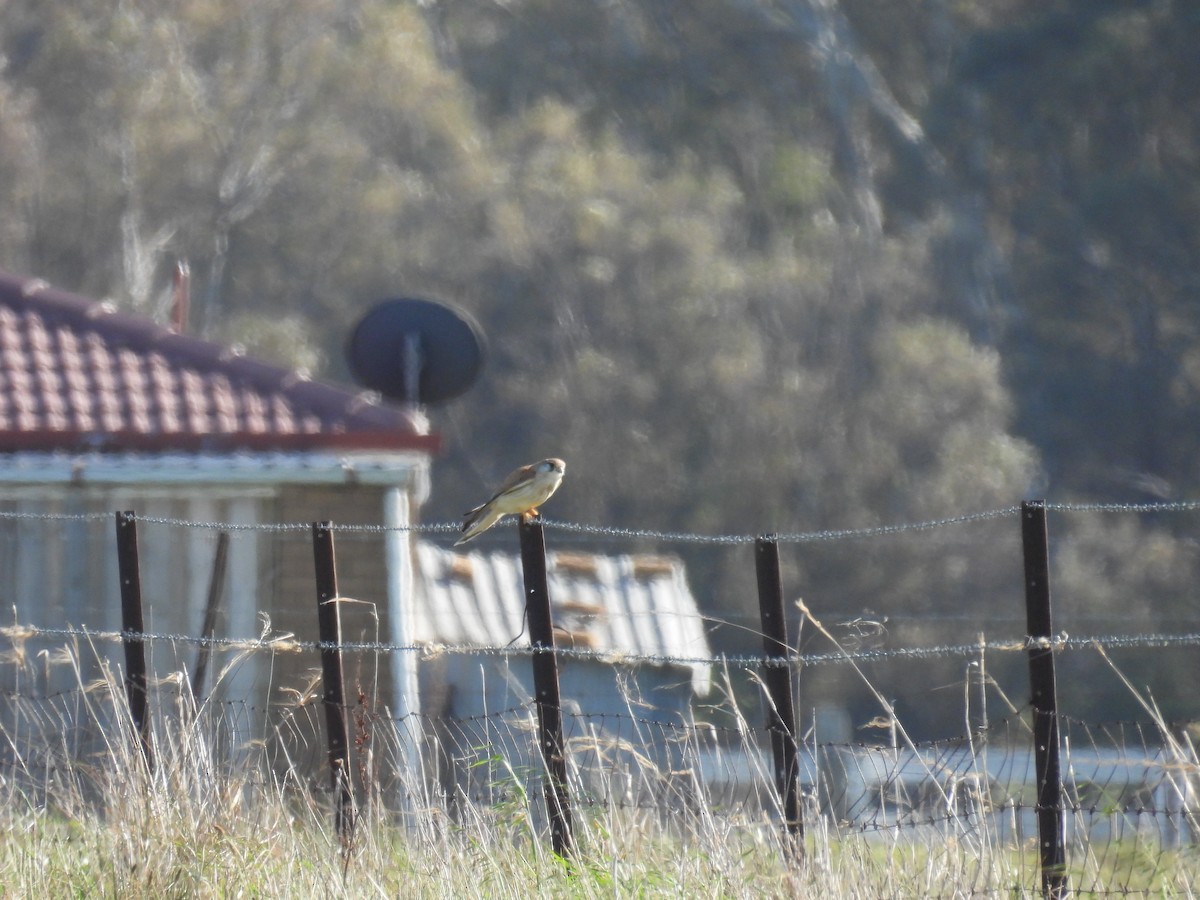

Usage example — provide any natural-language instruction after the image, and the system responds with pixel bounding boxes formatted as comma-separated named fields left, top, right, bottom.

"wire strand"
left=1046, top=500, right=1200, bottom=513
left=11, top=623, right=1200, bottom=668
left=0, top=499, right=1196, bottom=541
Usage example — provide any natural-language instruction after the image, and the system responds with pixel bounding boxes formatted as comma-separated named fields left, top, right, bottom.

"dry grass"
left=0, top=639, right=1197, bottom=898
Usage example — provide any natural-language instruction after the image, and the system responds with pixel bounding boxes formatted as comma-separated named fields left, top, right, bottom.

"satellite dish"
left=346, top=297, right=485, bottom=405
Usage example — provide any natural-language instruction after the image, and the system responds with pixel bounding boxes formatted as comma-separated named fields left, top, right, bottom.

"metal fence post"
left=313, top=521, right=355, bottom=839
left=755, top=537, right=803, bottom=845
left=1021, top=500, right=1068, bottom=898
left=115, top=510, right=154, bottom=773
left=518, top=516, right=574, bottom=859
left=191, top=530, right=230, bottom=704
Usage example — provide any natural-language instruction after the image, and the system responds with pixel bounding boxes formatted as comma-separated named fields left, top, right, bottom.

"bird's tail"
left=455, top=504, right=502, bottom=546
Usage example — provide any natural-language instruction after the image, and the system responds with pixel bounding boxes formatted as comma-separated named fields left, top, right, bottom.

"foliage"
left=931, top=1, right=1200, bottom=501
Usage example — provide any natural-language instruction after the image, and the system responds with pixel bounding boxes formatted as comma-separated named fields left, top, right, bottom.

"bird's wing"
left=489, top=463, right=536, bottom=501
left=461, top=464, right=533, bottom=516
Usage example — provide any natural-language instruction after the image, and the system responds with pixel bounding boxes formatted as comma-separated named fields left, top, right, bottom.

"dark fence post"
left=312, top=521, right=354, bottom=839
left=115, top=510, right=154, bottom=772
left=518, top=516, right=574, bottom=859
left=755, top=537, right=803, bottom=845
left=1021, top=501, right=1068, bottom=898
left=191, top=530, right=230, bottom=705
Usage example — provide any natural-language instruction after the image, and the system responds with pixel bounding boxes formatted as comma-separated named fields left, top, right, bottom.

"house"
left=0, top=268, right=716, bottom=803
left=410, top=541, right=713, bottom=806
left=0, top=268, right=436, bottom=738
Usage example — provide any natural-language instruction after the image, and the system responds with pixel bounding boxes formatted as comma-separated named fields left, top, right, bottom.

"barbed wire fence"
left=1, top=500, right=1199, bottom=895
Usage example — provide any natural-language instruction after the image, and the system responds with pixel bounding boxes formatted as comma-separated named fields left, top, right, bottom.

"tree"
left=0, top=0, right=499, bottom=367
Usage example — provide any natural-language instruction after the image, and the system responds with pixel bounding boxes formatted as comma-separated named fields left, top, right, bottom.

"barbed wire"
left=0, top=509, right=113, bottom=522
left=0, top=499, right=1197, bottom=542
left=0, top=505, right=1025, bottom=540
left=9, top=623, right=1200, bottom=668
left=1046, top=500, right=1200, bottom=514
left=125, top=515, right=461, bottom=534
left=539, top=507, right=1027, bottom=544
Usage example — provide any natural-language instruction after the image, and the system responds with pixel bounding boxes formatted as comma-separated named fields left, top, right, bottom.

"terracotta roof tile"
left=0, top=270, right=437, bottom=453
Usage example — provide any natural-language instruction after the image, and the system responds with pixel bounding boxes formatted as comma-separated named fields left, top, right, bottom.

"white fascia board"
left=0, top=451, right=430, bottom=489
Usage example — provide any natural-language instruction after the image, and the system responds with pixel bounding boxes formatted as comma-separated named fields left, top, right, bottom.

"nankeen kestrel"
left=455, top=458, right=566, bottom=545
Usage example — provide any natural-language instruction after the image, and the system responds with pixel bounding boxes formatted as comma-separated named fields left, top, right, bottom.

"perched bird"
left=455, top=458, right=566, bottom=546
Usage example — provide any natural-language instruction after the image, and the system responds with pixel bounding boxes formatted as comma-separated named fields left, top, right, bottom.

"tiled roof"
left=0, top=270, right=436, bottom=452
left=413, top=542, right=713, bottom=695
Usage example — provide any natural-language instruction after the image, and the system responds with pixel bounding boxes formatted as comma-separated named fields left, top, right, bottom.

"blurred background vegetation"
left=1, top=0, right=1197, bottom=730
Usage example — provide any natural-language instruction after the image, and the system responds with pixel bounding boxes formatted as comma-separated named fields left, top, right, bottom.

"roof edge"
left=0, top=429, right=440, bottom=454
left=0, top=450, right=430, bottom=487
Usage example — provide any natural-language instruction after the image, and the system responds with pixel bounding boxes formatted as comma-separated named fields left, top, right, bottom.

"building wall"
left=262, top=482, right=422, bottom=781
left=0, top=487, right=267, bottom=676
left=0, top=478, right=422, bottom=779
left=268, top=483, right=396, bottom=645
left=0, top=487, right=274, bottom=764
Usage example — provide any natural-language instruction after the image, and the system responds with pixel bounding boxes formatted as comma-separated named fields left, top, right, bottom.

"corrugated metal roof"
left=0, top=270, right=437, bottom=453
left=413, top=542, right=713, bottom=695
